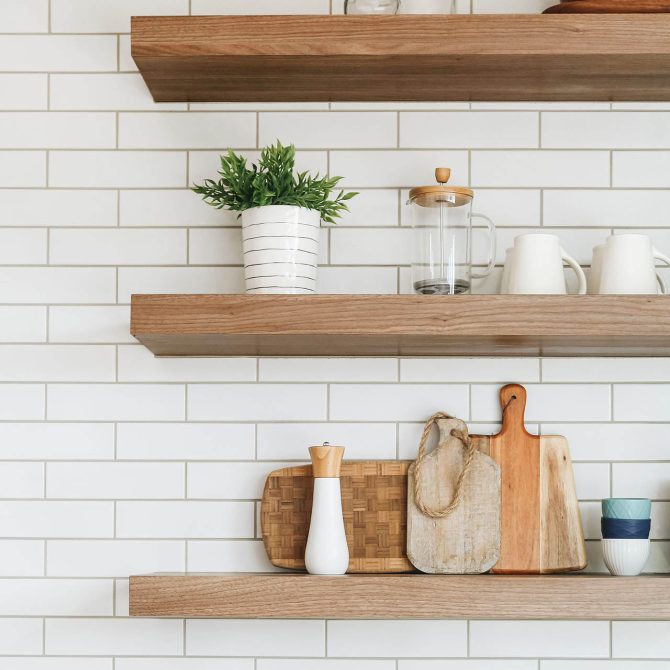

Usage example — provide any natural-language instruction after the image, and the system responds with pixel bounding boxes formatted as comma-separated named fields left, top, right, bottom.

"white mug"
left=505, top=234, right=587, bottom=295
left=598, top=234, right=670, bottom=295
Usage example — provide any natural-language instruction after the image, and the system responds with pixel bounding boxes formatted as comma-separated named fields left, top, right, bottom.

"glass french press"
left=408, top=168, right=496, bottom=295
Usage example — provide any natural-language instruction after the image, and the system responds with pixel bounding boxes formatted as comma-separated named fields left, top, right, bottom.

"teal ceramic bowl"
left=602, top=498, right=651, bottom=520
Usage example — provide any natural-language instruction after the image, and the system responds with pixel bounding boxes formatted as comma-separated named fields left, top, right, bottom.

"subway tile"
left=613, top=622, right=670, bottom=658
left=0, top=619, right=43, bottom=655
left=187, top=540, right=279, bottom=572
left=0, top=345, right=115, bottom=382
left=470, top=621, right=610, bottom=658
left=400, top=111, right=538, bottom=148
left=0, top=151, right=45, bottom=187
left=472, top=151, right=610, bottom=187
left=0, top=113, right=115, bottom=149
left=542, top=663, right=670, bottom=670
left=257, top=422, right=396, bottom=459
left=50, top=229, right=187, bottom=265
left=614, top=152, right=670, bottom=187
left=260, top=112, right=397, bottom=148
left=318, top=267, right=398, bottom=294
left=118, top=35, right=137, bottom=72
left=51, top=74, right=186, bottom=111
left=0, top=463, right=44, bottom=499
left=330, top=228, right=411, bottom=265
left=186, top=620, right=325, bottom=657
left=118, top=661, right=251, bottom=670
left=259, top=358, right=397, bottom=382
left=0, top=36, right=116, bottom=72
left=473, top=0, right=554, bottom=10
left=0, top=579, right=112, bottom=616
left=612, top=463, right=670, bottom=500
left=188, top=384, right=327, bottom=421
left=0, top=229, right=46, bottom=264
left=117, top=423, right=255, bottom=460
left=0, top=384, right=44, bottom=420
left=464, top=189, right=541, bottom=228
left=188, top=462, right=291, bottom=499
left=0, top=0, right=48, bottom=31
left=188, top=228, right=243, bottom=264
left=117, top=267, right=245, bottom=303
left=542, top=423, right=670, bottom=462
left=47, top=462, right=185, bottom=500
left=0, top=661, right=112, bottom=670
left=49, top=151, right=186, bottom=188
left=0, top=501, right=113, bottom=538
left=119, top=112, right=256, bottom=149
left=46, top=618, right=183, bottom=656
left=651, top=502, right=670, bottom=539
left=331, top=102, right=469, bottom=110
left=331, top=151, right=468, bottom=188
left=581, top=501, right=602, bottom=540
left=544, top=358, right=670, bottom=382
left=0, top=268, right=115, bottom=304
left=0, top=74, right=47, bottom=110
left=116, top=501, right=254, bottom=538
left=192, top=0, right=330, bottom=13
left=614, top=384, right=670, bottom=421
left=0, top=189, right=117, bottom=227
left=0, top=541, right=43, bottom=578
left=0, top=423, right=114, bottom=460
left=573, top=462, right=610, bottom=500
left=472, top=102, right=610, bottom=110
left=335, top=189, right=399, bottom=227
left=121, top=189, right=229, bottom=227
left=47, top=384, right=185, bottom=421
left=51, top=0, right=189, bottom=32
left=47, top=540, right=185, bottom=577
left=543, top=112, right=670, bottom=149
left=49, top=306, right=133, bottom=344
left=400, top=663, right=536, bottom=670
left=260, top=663, right=393, bottom=670
left=0, top=307, right=46, bottom=342
left=471, top=384, right=611, bottom=422
left=401, top=358, right=540, bottom=382
left=327, top=620, right=467, bottom=657
left=330, top=384, right=468, bottom=421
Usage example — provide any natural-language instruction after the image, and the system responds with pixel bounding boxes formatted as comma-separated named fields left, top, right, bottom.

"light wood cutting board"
left=485, top=384, right=587, bottom=575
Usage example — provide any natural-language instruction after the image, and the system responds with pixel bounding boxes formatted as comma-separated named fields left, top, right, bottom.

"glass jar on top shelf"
left=344, top=0, right=400, bottom=14
left=408, top=168, right=496, bottom=295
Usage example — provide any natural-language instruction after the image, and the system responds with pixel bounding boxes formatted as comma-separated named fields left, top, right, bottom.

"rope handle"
left=412, top=412, right=476, bottom=519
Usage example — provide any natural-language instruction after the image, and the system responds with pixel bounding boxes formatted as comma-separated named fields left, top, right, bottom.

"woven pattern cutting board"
left=261, top=461, right=413, bottom=573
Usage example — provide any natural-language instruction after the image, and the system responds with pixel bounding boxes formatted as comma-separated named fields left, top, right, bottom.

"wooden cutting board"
left=407, top=418, right=501, bottom=574
left=485, top=384, right=587, bottom=574
left=261, top=460, right=414, bottom=573
left=545, top=1, right=670, bottom=12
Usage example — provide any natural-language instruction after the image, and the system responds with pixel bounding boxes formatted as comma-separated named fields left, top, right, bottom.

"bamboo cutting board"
left=487, top=384, right=587, bottom=574
left=261, top=461, right=414, bottom=573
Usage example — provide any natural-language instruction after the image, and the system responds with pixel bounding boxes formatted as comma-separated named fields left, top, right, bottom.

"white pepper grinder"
left=304, top=443, right=349, bottom=575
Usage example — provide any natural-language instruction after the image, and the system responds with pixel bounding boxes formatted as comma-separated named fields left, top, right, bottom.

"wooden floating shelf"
left=131, top=14, right=670, bottom=102
left=130, top=294, right=670, bottom=357
left=130, top=573, right=670, bottom=620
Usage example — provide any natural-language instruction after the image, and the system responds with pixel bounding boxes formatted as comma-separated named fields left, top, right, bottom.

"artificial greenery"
left=192, top=141, right=357, bottom=224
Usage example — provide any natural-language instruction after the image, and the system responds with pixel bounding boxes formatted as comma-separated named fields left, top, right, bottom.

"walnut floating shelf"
left=129, top=573, right=670, bottom=620
left=130, top=294, right=670, bottom=357
left=131, top=14, right=670, bottom=102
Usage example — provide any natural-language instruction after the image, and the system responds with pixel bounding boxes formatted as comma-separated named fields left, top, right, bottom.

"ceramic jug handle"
left=470, top=213, right=496, bottom=279
left=653, top=248, right=670, bottom=294
left=560, top=248, right=587, bottom=295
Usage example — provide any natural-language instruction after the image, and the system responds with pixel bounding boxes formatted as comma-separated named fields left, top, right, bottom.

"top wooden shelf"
left=130, top=294, right=670, bottom=357
left=131, top=14, right=670, bottom=102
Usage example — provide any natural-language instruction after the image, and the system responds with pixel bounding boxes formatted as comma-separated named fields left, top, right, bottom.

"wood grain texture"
left=130, top=15, right=670, bottom=102
left=407, top=418, right=501, bottom=574
left=129, top=573, right=670, bottom=619
left=130, top=294, right=670, bottom=357
left=545, top=1, right=670, bottom=12
left=261, top=461, right=414, bottom=573
left=309, top=445, right=344, bottom=478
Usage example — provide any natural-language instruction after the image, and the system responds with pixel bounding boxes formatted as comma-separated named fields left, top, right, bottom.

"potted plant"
left=193, top=141, right=357, bottom=294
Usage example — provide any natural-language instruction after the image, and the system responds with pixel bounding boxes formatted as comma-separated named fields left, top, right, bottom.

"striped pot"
left=241, top=206, right=321, bottom=294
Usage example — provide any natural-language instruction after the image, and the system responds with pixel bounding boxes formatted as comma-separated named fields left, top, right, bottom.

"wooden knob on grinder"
left=309, top=444, right=345, bottom=478
left=435, top=167, right=451, bottom=184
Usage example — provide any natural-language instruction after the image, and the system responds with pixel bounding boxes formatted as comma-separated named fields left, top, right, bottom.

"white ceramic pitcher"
left=504, top=234, right=587, bottom=295
left=597, top=234, right=670, bottom=295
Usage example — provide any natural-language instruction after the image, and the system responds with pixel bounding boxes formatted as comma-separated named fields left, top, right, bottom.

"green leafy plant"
left=192, top=141, right=357, bottom=224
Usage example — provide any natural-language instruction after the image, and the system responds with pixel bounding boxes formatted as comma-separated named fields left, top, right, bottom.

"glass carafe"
left=345, top=0, right=401, bottom=14
left=408, top=168, right=496, bottom=295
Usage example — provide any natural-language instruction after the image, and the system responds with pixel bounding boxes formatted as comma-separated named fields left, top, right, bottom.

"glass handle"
left=470, top=213, right=496, bottom=280
left=653, top=247, right=670, bottom=294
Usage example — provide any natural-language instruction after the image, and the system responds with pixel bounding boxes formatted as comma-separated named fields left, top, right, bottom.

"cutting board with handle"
left=407, top=416, right=501, bottom=574
left=262, top=460, right=414, bottom=573
left=486, top=384, right=587, bottom=574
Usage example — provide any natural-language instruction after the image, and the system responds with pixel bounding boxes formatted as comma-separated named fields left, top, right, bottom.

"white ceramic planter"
left=241, top=206, right=321, bottom=294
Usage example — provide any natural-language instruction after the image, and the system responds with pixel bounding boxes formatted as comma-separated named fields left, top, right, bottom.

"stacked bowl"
left=601, top=498, right=651, bottom=576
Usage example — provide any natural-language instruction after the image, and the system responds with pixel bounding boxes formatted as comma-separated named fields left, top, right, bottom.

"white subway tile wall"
left=0, top=0, right=667, bottom=666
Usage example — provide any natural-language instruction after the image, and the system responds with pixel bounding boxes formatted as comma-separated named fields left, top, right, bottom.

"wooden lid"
left=409, top=168, right=474, bottom=207
left=309, top=444, right=345, bottom=478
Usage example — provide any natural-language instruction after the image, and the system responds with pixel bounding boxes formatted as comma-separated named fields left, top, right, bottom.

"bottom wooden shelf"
left=129, top=573, right=670, bottom=620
